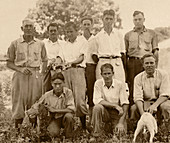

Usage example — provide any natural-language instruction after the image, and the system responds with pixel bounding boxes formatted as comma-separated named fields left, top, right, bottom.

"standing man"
left=80, top=16, right=97, bottom=124
left=58, top=22, right=88, bottom=131
left=43, top=23, right=63, bottom=93
left=6, top=18, right=47, bottom=128
left=131, top=54, right=170, bottom=130
left=91, top=63, right=129, bottom=138
left=124, top=11, right=159, bottom=106
left=91, top=9, right=126, bottom=82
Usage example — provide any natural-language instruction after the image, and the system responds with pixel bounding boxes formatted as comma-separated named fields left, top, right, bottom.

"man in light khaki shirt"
left=131, top=54, right=170, bottom=130
left=124, top=11, right=159, bottom=106
left=27, top=72, right=75, bottom=138
left=91, top=63, right=129, bottom=138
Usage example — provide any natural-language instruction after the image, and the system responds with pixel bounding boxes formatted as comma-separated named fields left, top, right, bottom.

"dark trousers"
left=85, top=63, right=96, bottom=107
left=127, top=58, right=144, bottom=106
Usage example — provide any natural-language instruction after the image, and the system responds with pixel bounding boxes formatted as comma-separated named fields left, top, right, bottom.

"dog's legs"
left=148, top=127, right=155, bottom=143
left=133, top=121, right=143, bottom=142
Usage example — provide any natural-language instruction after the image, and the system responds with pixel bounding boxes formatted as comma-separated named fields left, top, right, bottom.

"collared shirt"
left=7, top=36, right=47, bottom=67
left=80, top=35, right=96, bottom=64
left=91, top=28, right=125, bottom=57
left=124, top=27, right=158, bottom=58
left=134, top=69, right=170, bottom=103
left=43, top=38, right=63, bottom=59
left=58, top=36, right=88, bottom=67
left=93, top=78, right=129, bottom=106
left=29, top=87, right=75, bottom=118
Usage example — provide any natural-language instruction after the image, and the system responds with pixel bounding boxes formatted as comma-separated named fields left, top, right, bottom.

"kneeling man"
left=91, top=63, right=129, bottom=137
left=27, top=72, right=75, bottom=138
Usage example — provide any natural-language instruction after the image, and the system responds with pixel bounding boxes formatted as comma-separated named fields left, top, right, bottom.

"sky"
left=0, top=0, right=170, bottom=53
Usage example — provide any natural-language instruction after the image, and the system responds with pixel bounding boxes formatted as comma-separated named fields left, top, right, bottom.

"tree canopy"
left=27, top=0, right=122, bottom=38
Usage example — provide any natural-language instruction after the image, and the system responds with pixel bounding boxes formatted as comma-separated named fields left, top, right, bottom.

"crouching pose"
left=131, top=53, right=170, bottom=132
left=91, top=63, right=129, bottom=138
left=27, top=72, right=75, bottom=138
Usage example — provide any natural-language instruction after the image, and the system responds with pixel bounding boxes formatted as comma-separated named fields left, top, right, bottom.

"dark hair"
left=80, top=16, right=93, bottom=24
left=64, top=21, right=78, bottom=31
left=51, top=72, right=65, bottom=82
left=133, top=11, right=144, bottom=17
left=47, top=23, right=59, bottom=31
left=141, top=53, right=156, bottom=64
left=101, top=63, right=114, bottom=73
left=103, top=9, right=115, bottom=17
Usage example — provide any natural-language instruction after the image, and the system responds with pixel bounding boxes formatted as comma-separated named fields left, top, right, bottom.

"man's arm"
left=136, top=100, right=145, bottom=115
left=118, top=104, right=129, bottom=124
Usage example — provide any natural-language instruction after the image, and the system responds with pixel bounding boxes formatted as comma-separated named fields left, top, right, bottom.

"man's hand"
left=146, top=104, right=157, bottom=114
left=115, top=106, right=123, bottom=116
left=46, top=106, right=57, bottom=113
left=115, top=123, right=125, bottom=133
left=19, top=67, right=32, bottom=75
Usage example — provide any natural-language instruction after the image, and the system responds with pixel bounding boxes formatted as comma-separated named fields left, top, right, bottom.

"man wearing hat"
left=6, top=18, right=48, bottom=129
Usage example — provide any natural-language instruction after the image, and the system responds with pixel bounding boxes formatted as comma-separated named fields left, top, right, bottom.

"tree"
left=27, top=0, right=122, bottom=38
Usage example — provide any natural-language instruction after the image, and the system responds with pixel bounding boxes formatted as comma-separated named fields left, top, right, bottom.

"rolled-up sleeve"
left=120, top=83, right=129, bottom=106
left=93, top=80, right=104, bottom=105
left=159, top=71, right=170, bottom=98
left=152, top=31, right=158, bottom=51
left=134, top=75, right=144, bottom=103
left=65, top=89, right=75, bottom=113
left=7, top=41, right=16, bottom=62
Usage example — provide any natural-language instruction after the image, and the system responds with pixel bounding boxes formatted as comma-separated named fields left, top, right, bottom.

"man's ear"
left=21, top=26, right=23, bottom=31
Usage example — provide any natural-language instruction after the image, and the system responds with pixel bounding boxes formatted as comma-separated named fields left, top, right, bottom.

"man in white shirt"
left=58, top=21, right=88, bottom=131
left=91, top=63, right=129, bottom=137
left=80, top=16, right=97, bottom=124
left=91, top=9, right=126, bottom=82
left=43, top=23, right=63, bottom=93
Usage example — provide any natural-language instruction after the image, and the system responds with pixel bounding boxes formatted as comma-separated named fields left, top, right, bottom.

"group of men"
left=6, top=9, right=170, bottom=140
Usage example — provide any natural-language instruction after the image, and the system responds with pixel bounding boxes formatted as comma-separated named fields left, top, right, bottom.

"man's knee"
left=47, top=120, right=61, bottom=137
left=64, top=113, right=74, bottom=122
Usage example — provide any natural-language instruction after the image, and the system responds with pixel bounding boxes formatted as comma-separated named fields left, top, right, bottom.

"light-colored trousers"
left=92, top=104, right=127, bottom=137
left=63, top=67, right=88, bottom=117
left=96, top=58, right=125, bottom=82
left=12, top=69, right=42, bottom=120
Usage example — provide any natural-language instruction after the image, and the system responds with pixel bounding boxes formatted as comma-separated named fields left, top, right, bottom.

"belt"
left=128, top=56, right=141, bottom=60
left=99, top=56, right=120, bottom=59
left=17, top=66, right=40, bottom=70
left=65, top=65, right=84, bottom=70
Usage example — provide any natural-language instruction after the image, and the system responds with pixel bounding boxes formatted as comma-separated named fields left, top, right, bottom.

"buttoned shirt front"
left=134, top=69, right=170, bottom=103
left=29, top=87, right=75, bottom=118
left=58, top=36, right=88, bottom=67
left=125, top=27, right=158, bottom=58
left=7, top=36, right=47, bottom=67
left=43, top=39, right=63, bottom=60
left=93, top=78, right=129, bottom=106
left=80, top=35, right=96, bottom=64
left=91, top=28, right=125, bottom=57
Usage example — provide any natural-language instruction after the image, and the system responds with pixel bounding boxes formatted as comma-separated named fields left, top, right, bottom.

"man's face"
left=51, top=79, right=64, bottom=94
left=101, top=67, right=114, bottom=83
left=102, top=14, right=114, bottom=29
left=133, top=13, right=145, bottom=29
left=82, top=19, right=92, bottom=32
left=143, top=57, right=156, bottom=75
left=22, top=22, right=34, bottom=36
left=48, top=26, right=58, bottom=40
left=65, top=26, right=77, bottom=42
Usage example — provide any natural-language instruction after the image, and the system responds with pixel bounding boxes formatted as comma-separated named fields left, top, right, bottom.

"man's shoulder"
left=135, top=71, right=145, bottom=80
left=156, top=69, right=169, bottom=77
left=95, top=78, right=103, bottom=86
left=63, top=87, right=73, bottom=95
left=125, top=30, right=134, bottom=37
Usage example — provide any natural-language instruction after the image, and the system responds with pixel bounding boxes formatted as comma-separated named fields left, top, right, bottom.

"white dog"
left=133, top=112, right=158, bottom=143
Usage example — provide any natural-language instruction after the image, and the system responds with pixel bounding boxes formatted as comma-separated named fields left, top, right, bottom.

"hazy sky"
left=0, top=0, right=170, bottom=53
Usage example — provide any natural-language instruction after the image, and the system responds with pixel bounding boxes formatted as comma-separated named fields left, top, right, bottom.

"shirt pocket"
left=144, top=38, right=151, bottom=51
left=16, top=52, right=25, bottom=61
left=34, top=52, right=39, bottom=61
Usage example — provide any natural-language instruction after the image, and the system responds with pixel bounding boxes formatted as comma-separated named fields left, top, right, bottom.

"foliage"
left=154, top=26, right=170, bottom=43
left=27, top=0, right=122, bottom=38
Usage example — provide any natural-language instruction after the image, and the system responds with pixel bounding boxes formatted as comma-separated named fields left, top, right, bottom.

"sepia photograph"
left=0, top=0, right=170, bottom=142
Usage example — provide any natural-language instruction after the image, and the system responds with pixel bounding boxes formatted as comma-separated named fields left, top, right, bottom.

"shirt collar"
left=133, top=26, right=147, bottom=33
left=53, top=87, right=66, bottom=98
left=20, top=35, right=36, bottom=43
left=102, top=28, right=115, bottom=34
left=48, top=38, right=59, bottom=44
left=102, top=78, right=114, bottom=88
left=144, top=69, right=157, bottom=78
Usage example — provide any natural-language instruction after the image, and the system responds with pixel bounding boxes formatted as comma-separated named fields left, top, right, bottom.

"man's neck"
left=104, top=27, right=112, bottom=35
left=135, top=26, right=144, bottom=33
left=23, top=35, right=34, bottom=43
left=49, top=37, right=58, bottom=43
left=105, top=82, right=112, bottom=89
